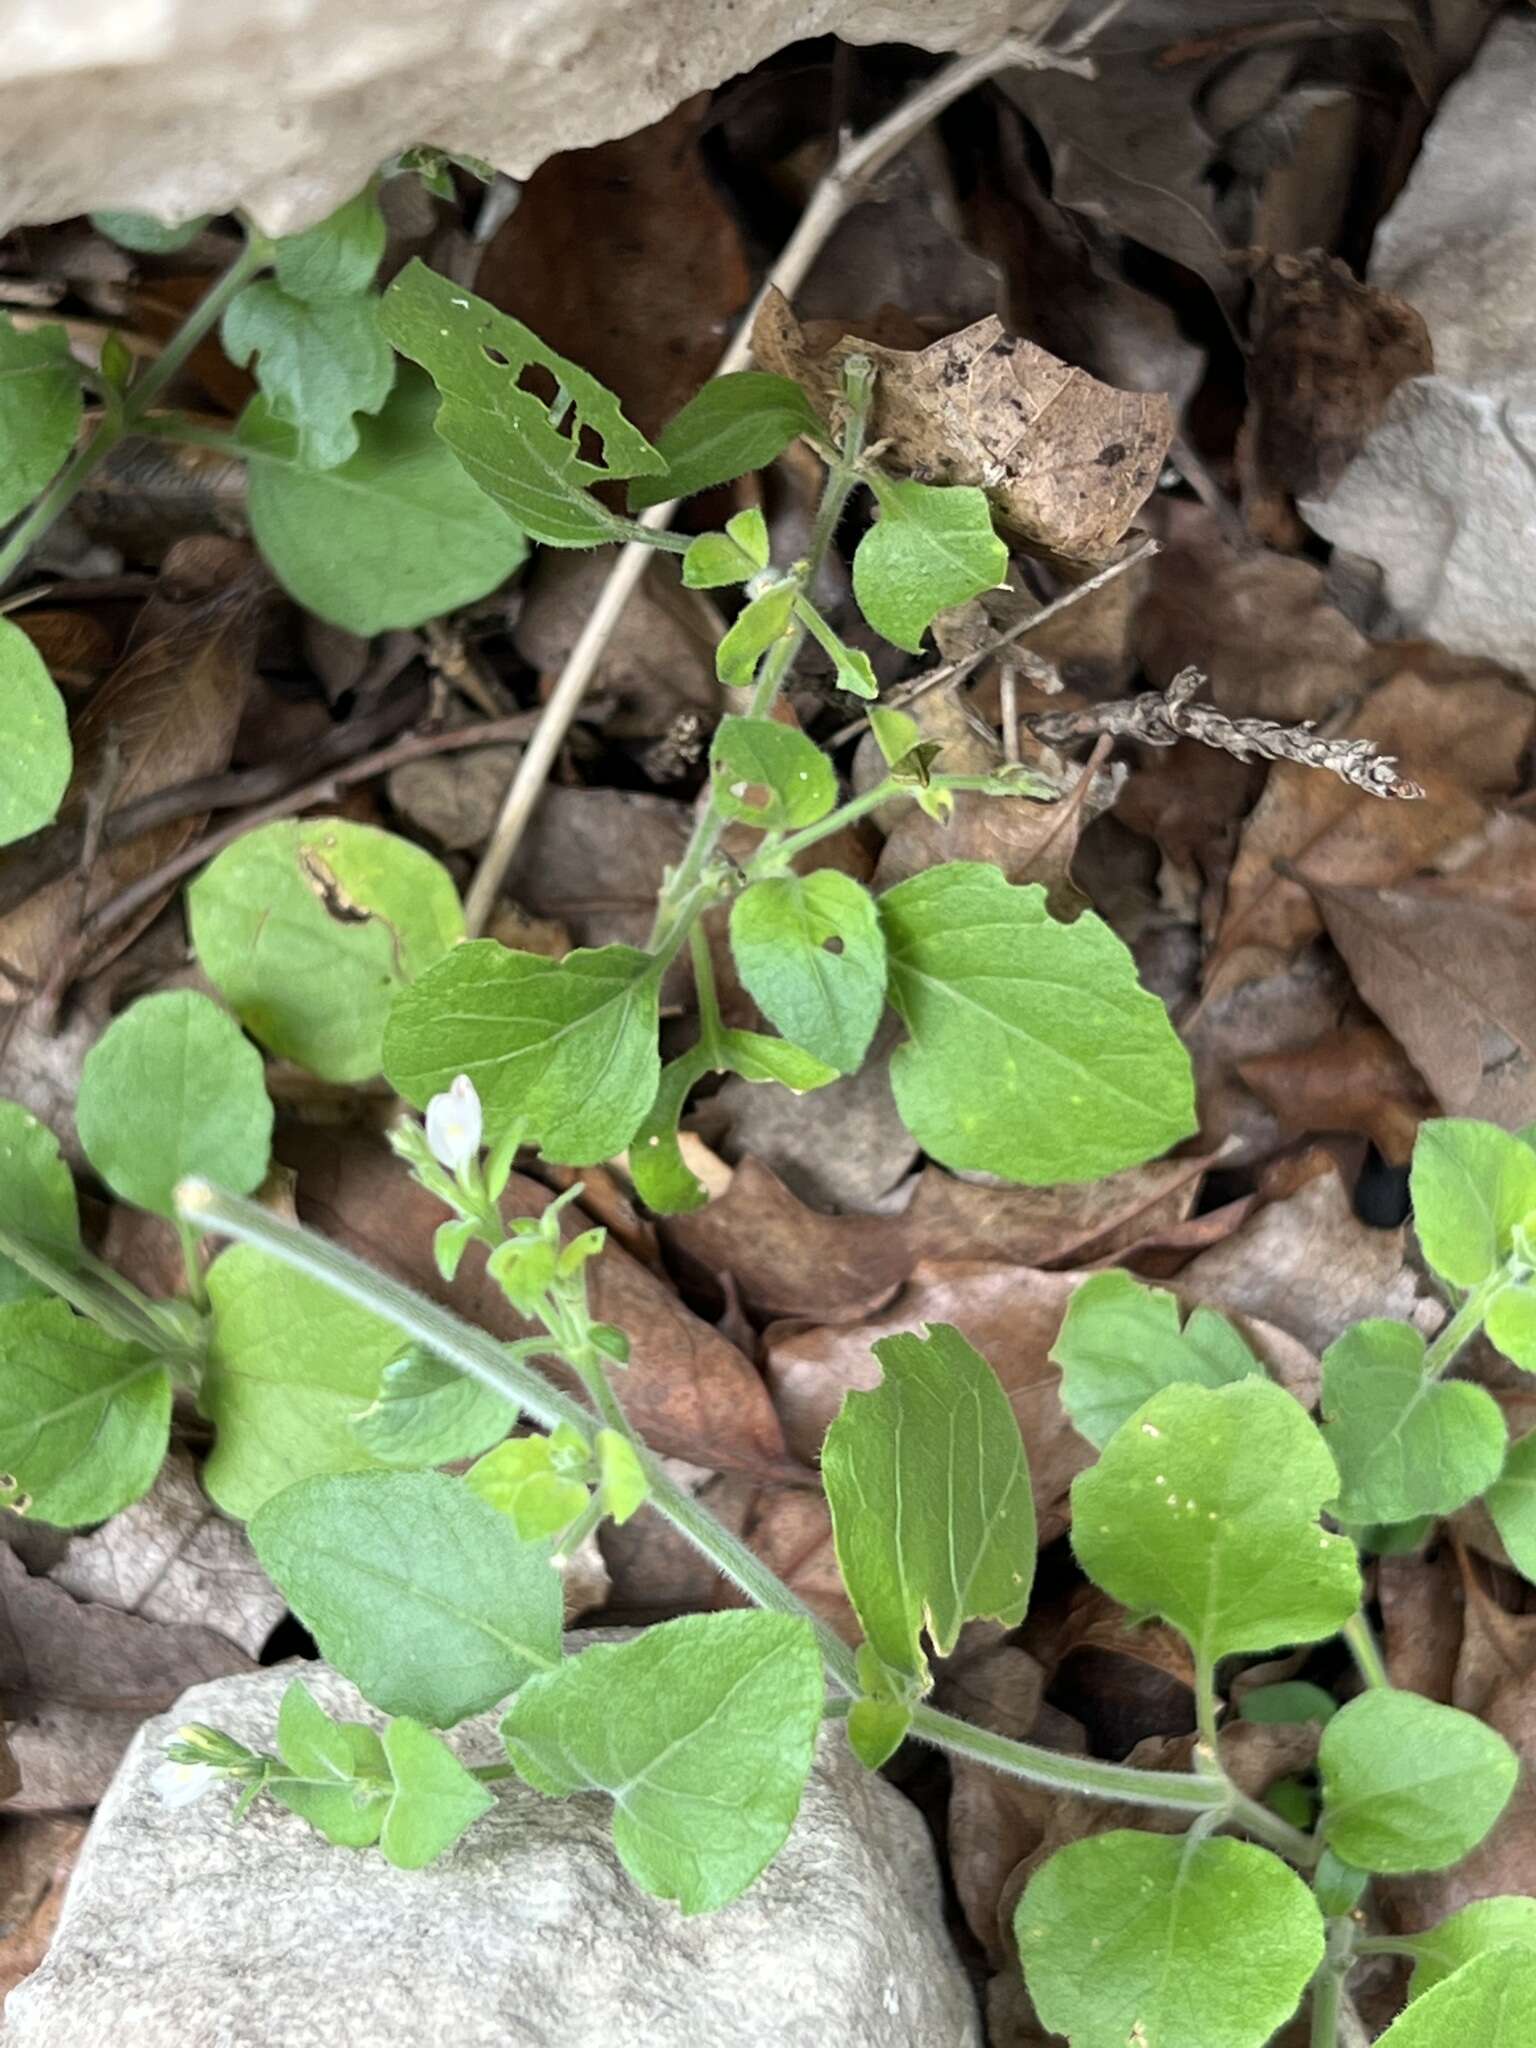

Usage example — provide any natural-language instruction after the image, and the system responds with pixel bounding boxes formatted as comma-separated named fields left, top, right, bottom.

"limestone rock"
left=1, top=2, right=1060, bottom=237
left=4, top=1656, right=981, bottom=2047
left=1302, top=17, right=1536, bottom=679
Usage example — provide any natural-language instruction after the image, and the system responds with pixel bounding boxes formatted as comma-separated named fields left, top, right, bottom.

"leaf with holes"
left=630, top=372, right=822, bottom=510
left=0, top=618, right=70, bottom=848
left=822, top=1323, right=1035, bottom=1687
left=730, top=872, right=886, bottom=1074
left=0, top=1100, right=80, bottom=1306
left=1410, top=1118, right=1536, bottom=1291
left=222, top=284, right=394, bottom=469
left=1320, top=1319, right=1507, bottom=1524
left=189, top=817, right=464, bottom=1083
left=75, top=990, right=272, bottom=1219
left=852, top=478, right=1007, bottom=653
left=709, top=715, right=836, bottom=829
left=1071, top=1379, right=1361, bottom=1665
left=238, top=372, right=526, bottom=634
left=380, top=260, right=664, bottom=545
left=1050, top=1269, right=1264, bottom=1450
left=880, top=861, right=1195, bottom=1184
left=0, top=316, right=81, bottom=524
left=250, top=1469, right=563, bottom=1727
left=1016, top=1831, right=1324, bottom=2048
left=383, top=939, right=660, bottom=1165
left=0, top=1298, right=169, bottom=1526
left=501, top=1611, right=823, bottom=1913
left=1320, top=1690, right=1518, bottom=1873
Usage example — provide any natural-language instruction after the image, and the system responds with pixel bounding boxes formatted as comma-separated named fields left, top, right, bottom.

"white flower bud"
left=425, top=1073, right=483, bottom=1172
left=150, top=1759, right=222, bottom=1809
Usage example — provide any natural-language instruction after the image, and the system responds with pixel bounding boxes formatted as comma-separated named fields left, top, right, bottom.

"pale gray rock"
left=1301, top=17, right=1536, bottom=679
left=0, top=1, right=1061, bottom=237
left=5, top=1657, right=981, bottom=2048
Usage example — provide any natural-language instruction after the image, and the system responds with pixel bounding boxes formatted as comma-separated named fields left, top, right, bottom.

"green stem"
left=688, top=925, right=727, bottom=1062
left=1423, top=1269, right=1509, bottom=1379
left=1343, top=1611, right=1391, bottom=1691
left=0, top=231, right=273, bottom=588
left=174, top=1180, right=1322, bottom=1865
left=176, top=1220, right=210, bottom=1313
left=0, top=1221, right=191, bottom=1356
left=760, top=768, right=1056, bottom=872
left=1311, top=1919, right=1358, bottom=2048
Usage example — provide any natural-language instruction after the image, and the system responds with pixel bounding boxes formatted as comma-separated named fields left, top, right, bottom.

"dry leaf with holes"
left=750, top=288, right=1172, bottom=562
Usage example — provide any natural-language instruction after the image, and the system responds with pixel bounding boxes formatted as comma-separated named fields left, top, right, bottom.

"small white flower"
left=425, top=1074, right=483, bottom=1172
left=151, top=1759, right=222, bottom=1809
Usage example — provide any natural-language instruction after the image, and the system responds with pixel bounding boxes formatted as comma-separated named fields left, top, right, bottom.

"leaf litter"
left=4, top=12, right=1536, bottom=2029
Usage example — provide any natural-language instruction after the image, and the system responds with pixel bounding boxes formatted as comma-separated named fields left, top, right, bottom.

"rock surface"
left=0, top=1, right=1060, bottom=236
left=1302, top=16, right=1536, bottom=678
left=4, top=1657, right=982, bottom=2047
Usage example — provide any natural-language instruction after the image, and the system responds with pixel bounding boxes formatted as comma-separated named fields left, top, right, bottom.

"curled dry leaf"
left=751, top=288, right=1172, bottom=562
left=665, top=1152, right=1213, bottom=1324
left=0, top=536, right=261, bottom=1001
left=1238, top=1022, right=1433, bottom=1164
left=282, top=1126, right=795, bottom=1480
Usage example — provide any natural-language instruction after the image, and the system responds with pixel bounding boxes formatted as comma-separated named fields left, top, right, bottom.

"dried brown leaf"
left=751, top=288, right=1172, bottom=563
left=1238, top=1022, right=1433, bottom=1163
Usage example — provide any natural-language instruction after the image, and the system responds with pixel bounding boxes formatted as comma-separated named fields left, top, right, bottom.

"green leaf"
left=794, top=598, right=879, bottom=699
left=729, top=872, right=885, bottom=1075
left=75, top=991, right=272, bottom=1219
left=1378, top=1947, right=1536, bottom=2045
left=848, top=1697, right=911, bottom=1770
left=869, top=706, right=924, bottom=768
left=1320, top=1318, right=1507, bottom=1523
left=627, top=1046, right=712, bottom=1215
left=1487, top=1428, right=1536, bottom=1582
left=465, top=1435, right=591, bottom=1540
left=1410, top=1118, right=1536, bottom=1290
left=717, top=1029, right=837, bottom=1092
left=822, top=1323, right=1035, bottom=1687
left=0, top=1298, right=169, bottom=1526
left=222, top=284, right=394, bottom=469
left=595, top=1429, right=649, bottom=1523
left=271, top=189, right=386, bottom=300
left=715, top=583, right=797, bottom=686
left=1485, top=1282, right=1536, bottom=1371
left=0, top=1100, right=80, bottom=1306
left=880, top=862, right=1196, bottom=1184
left=501, top=1611, right=822, bottom=1914
left=379, top=260, right=663, bottom=545
left=188, top=816, right=464, bottom=1083
left=1407, top=1898, right=1536, bottom=2000
left=1239, top=1681, right=1338, bottom=1726
left=1049, top=1269, right=1263, bottom=1450
left=1071, top=1379, right=1361, bottom=1665
left=90, top=211, right=210, bottom=252
left=202, top=1246, right=400, bottom=1518
left=852, top=479, right=1007, bottom=654
left=0, top=317, right=81, bottom=524
left=681, top=531, right=757, bottom=590
left=1016, top=1831, right=1324, bottom=2048
left=379, top=1716, right=495, bottom=1869
left=1320, top=1690, right=1518, bottom=1873
left=238, top=371, right=526, bottom=634
left=350, top=1346, right=517, bottom=1469
left=0, top=618, right=71, bottom=848
left=710, top=715, right=836, bottom=829
left=629, top=372, right=822, bottom=510
left=270, top=1679, right=388, bottom=1848
left=383, top=939, right=660, bottom=1165
left=250, top=1469, right=562, bottom=1726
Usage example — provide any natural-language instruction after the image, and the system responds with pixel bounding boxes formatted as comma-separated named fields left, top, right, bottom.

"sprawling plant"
left=1, top=182, right=1532, bottom=2045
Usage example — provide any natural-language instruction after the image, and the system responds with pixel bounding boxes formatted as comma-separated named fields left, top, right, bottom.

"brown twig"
left=827, top=536, right=1160, bottom=747
left=1026, top=667, right=1424, bottom=800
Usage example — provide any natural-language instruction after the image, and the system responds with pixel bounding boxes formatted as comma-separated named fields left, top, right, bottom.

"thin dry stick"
left=1028, top=667, right=1424, bottom=799
left=825, top=535, right=1159, bottom=747
left=461, top=25, right=1099, bottom=935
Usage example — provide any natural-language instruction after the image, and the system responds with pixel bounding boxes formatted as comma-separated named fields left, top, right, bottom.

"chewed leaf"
left=380, top=260, right=663, bottom=546
left=1071, top=1378, right=1361, bottom=1665
left=501, top=1611, right=822, bottom=1914
left=709, top=715, right=836, bottom=828
left=823, top=1322, right=1034, bottom=1686
left=1017, top=1831, right=1323, bottom=2048
left=189, top=817, right=464, bottom=1084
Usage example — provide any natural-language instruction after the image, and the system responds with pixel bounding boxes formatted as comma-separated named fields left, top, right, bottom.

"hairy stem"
left=0, top=231, right=272, bottom=589
left=1311, top=1919, right=1358, bottom=2048
left=1423, top=1268, right=1511, bottom=1380
left=1343, top=1611, right=1391, bottom=1691
left=176, top=1181, right=1322, bottom=1865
